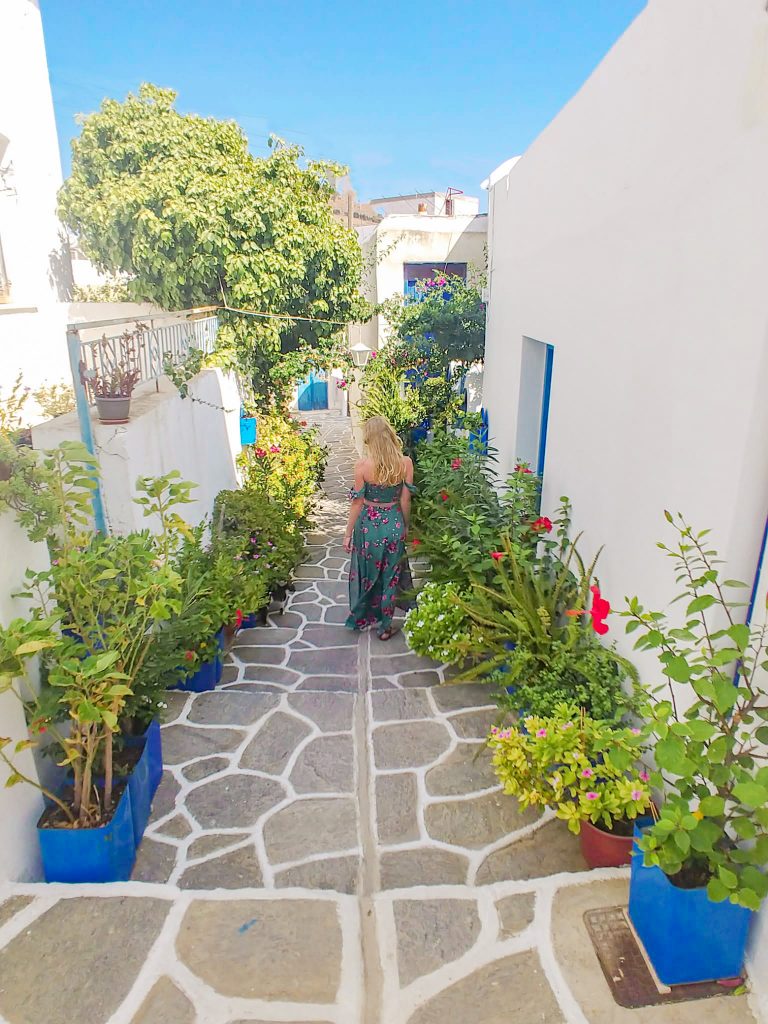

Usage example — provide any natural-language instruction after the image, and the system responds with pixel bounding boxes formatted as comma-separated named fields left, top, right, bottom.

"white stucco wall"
left=482, top=0, right=768, bottom=1006
left=0, top=0, right=73, bottom=396
left=32, top=368, right=242, bottom=533
left=360, top=214, right=487, bottom=351
left=0, top=512, right=50, bottom=882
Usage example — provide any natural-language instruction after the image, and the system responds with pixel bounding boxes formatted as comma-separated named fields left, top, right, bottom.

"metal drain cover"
left=584, top=907, right=741, bottom=1009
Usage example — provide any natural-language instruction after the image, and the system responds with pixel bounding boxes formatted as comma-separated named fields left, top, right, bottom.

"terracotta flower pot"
left=579, top=818, right=634, bottom=868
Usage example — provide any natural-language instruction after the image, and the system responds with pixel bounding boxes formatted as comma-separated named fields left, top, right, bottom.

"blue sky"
left=42, top=0, right=646, bottom=208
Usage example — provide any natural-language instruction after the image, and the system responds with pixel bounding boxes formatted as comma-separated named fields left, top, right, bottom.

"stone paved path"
left=0, top=412, right=757, bottom=1024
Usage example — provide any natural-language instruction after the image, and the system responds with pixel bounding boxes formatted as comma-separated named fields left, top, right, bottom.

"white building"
left=0, top=0, right=74, bottom=399
left=482, top=0, right=768, bottom=1010
left=355, top=193, right=487, bottom=354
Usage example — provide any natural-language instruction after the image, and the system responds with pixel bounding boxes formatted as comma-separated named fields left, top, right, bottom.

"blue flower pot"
left=240, top=415, right=257, bottom=445
left=38, top=784, right=136, bottom=883
left=172, top=657, right=218, bottom=693
left=124, top=720, right=163, bottom=844
left=215, top=628, right=225, bottom=683
left=628, top=822, right=754, bottom=984
left=240, top=613, right=259, bottom=629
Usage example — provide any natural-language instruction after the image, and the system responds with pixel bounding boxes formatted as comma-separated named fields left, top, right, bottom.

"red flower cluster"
left=299, top=420, right=308, bottom=427
left=451, top=458, right=462, bottom=470
left=565, top=585, right=611, bottom=635
left=515, top=464, right=533, bottom=474
left=269, top=444, right=281, bottom=454
left=255, top=447, right=268, bottom=458
left=531, top=516, right=553, bottom=533
left=412, top=538, right=422, bottom=547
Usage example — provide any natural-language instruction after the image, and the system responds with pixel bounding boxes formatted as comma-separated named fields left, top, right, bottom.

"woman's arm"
left=344, top=461, right=366, bottom=553
left=400, top=456, right=414, bottom=533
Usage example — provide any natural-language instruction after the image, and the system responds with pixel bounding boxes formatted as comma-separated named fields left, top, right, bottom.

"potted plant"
left=623, top=513, right=768, bottom=985
left=489, top=702, right=652, bottom=867
left=90, top=361, right=141, bottom=423
left=0, top=448, right=187, bottom=871
left=404, top=580, right=477, bottom=664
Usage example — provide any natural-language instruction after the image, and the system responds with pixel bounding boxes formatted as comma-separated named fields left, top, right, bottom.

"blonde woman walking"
left=343, top=416, right=415, bottom=640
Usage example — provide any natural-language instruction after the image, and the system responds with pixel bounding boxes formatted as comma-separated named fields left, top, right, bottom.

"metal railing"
left=71, top=308, right=220, bottom=397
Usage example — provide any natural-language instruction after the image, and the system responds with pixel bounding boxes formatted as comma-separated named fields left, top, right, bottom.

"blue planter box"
left=629, top=822, right=753, bottom=984
left=124, top=720, right=163, bottom=844
left=171, top=657, right=218, bottom=693
left=38, top=784, right=136, bottom=883
left=240, top=415, right=257, bottom=445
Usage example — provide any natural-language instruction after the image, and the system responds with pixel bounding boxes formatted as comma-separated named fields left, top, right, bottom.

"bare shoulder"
left=402, top=455, right=414, bottom=480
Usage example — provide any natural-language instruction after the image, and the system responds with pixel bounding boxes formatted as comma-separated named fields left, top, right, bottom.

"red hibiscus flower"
left=515, top=464, right=533, bottom=474
left=451, top=458, right=462, bottom=470
left=234, top=609, right=244, bottom=629
left=491, top=551, right=505, bottom=561
left=531, top=516, right=553, bottom=533
left=565, top=585, right=611, bottom=635
left=440, top=490, right=449, bottom=502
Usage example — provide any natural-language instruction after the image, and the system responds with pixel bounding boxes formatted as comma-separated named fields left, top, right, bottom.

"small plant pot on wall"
left=95, top=396, right=132, bottom=424
left=37, top=784, right=136, bottom=883
left=628, top=824, right=754, bottom=984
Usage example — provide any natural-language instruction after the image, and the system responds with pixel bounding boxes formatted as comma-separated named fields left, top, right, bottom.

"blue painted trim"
left=66, top=328, right=107, bottom=534
left=537, top=344, right=555, bottom=478
left=745, top=511, right=768, bottom=629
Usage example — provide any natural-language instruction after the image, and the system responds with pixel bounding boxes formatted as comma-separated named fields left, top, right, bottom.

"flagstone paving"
left=0, top=412, right=757, bottom=1024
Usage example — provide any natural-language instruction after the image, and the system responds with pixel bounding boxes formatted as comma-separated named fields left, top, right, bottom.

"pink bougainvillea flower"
left=451, top=458, right=462, bottom=470
left=269, top=444, right=281, bottom=454
left=370, top=350, right=378, bottom=359
left=531, top=516, right=553, bottom=533
left=581, top=768, right=594, bottom=778
left=515, top=464, right=533, bottom=474
left=490, top=551, right=505, bottom=561
left=586, top=792, right=599, bottom=801
left=254, top=447, right=268, bottom=458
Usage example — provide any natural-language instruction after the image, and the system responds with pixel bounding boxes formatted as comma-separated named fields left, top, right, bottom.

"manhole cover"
left=584, top=907, right=742, bottom=1009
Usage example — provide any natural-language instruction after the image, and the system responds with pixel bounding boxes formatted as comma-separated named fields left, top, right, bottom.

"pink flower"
left=531, top=516, right=553, bottom=533
left=536, top=728, right=547, bottom=738
left=451, top=458, right=462, bottom=470
left=631, top=790, right=644, bottom=801
left=586, top=792, right=599, bottom=801
left=631, top=727, right=641, bottom=735
left=639, top=770, right=650, bottom=782
left=581, top=768, right=594, bottom=778
left=269, top=444, right=280, bottom=454
left=255, top=447, right=268, bottom=458
left=490, top=551, right=505, bottom=561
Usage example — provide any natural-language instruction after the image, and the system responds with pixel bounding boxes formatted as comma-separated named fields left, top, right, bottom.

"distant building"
left=354, top=191, right=486, bottom=354
left=328, top=173, right=380, bottom=230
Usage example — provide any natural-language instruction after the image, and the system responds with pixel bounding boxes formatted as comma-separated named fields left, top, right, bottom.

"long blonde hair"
left=363, top=416, right=404, bottom=485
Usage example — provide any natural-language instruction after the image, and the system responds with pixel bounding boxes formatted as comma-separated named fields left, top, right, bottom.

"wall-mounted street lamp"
left=350, top=342, right=373, bottom=368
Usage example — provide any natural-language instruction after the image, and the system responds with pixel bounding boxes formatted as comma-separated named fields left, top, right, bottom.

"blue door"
left=298, top=371, right=329, bottom=411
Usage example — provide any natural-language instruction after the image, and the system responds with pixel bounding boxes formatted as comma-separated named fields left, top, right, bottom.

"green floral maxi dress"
left=345, top=480, right=416, bottom=632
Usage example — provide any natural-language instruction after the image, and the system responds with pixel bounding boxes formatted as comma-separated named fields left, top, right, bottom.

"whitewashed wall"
left=32, top=369, right=242, bottom=532
left=0, top=0, right=72, bottom=396
left=0, top=512, right=50, bottom=882
left=482, top=0, right=768, bottom=1008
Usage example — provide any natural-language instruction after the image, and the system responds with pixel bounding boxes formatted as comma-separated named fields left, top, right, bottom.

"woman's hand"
left=343, top=535, right=353, bottom=554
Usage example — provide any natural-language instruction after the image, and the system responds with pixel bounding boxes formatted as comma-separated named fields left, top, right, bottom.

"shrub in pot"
left=89, top=347, right=141, bottom=424
left=623, top=513, right=768, bottom=984
left=0, top=450, right=188, bottom=874
left=488, top=702, right=652, bottom=867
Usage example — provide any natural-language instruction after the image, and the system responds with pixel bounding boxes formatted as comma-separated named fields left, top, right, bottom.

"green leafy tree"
left=58, top=84, right=368, bottom=405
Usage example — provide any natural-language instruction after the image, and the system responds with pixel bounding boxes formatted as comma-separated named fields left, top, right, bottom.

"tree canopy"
left=59, top=84, right=367, bottom=404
